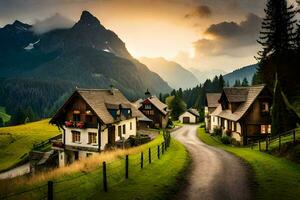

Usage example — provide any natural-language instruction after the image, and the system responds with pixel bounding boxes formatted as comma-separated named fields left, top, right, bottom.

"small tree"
left=234, top=80, right=241, bottom=87
left=0, top=117, right=3, bottom=127
left=241, top=78, right=249, bottom=87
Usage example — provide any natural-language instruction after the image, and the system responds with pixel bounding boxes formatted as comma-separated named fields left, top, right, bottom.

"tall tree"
left=234, top=80, right=241, bottom=87
left=256, top=0, right=297, bottom=90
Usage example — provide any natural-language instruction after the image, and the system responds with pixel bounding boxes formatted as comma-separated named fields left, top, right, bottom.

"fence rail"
left=0, top=131, right=171, bottom=200
left=249, top=128, right=300, bottom=151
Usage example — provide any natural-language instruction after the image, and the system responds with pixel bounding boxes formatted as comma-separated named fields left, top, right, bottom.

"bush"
left=220, top=136, right=231, bottom=144
left=212, top=127, right=222, bottom=136
left=200, top=124, right=205, bottom=128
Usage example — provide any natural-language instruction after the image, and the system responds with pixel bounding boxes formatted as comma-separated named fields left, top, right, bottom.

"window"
left=261, top=125, right=271, bottom=134
left=88, top=132, right=97, bottom=144
left=130, top=122, right=132, bottom=130
left=123, top=124, right=126, bottom=135
left=118, top=126, right=122, bottom=137
left=86, top=153, right=93, bottom=157
left=233, top=122, right=237, bottom=132
left=145, top=104, right=152, bottom=109
left=73, top=114, right=81, bottom=122
left=72, top=131, right=80, bottom=142
left=261, top=102, right=269, bottom=112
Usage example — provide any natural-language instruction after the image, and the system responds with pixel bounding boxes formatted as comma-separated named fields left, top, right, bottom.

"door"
left=183, top=117, right=190, bottom=123
left=108, top=126, right=116, bottom=145
left=74, top=151, right=79, bottom=160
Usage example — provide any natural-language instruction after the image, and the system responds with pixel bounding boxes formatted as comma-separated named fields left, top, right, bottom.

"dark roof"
left=206, top=93, right=221, bottom=107
left=211, top=85, right=267, bottom=121
left=144, top=96, right=168, bottom=116
left=187, top=108, right=200, bottom=117
left=51, top=88, right=141, bottom=125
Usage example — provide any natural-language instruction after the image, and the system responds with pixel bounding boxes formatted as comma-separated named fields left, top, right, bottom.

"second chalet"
left=209, top=84, right=273, bottom=145
left=50, top=88, right=142, bottom=167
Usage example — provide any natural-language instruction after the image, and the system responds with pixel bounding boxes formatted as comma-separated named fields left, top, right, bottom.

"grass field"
left=0, top=106, right=11, bottom=124
left=197, top=127, right=300, bottom=200
left=0, top=119, right=60, bottom=172
left=0, top=134, right=189, bottom=200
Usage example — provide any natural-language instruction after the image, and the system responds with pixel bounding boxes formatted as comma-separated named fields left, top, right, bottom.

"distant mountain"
left=139, top=57, right=199, bottom=89
left=0, top=11, right=171, bottom=119
left=223, top=64, right=258, bottom=86
left=188, top=68, right=226, bottom=83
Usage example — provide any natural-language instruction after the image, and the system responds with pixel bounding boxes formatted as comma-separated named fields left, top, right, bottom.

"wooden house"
left=205, top=93, right=221, bottom=132
left=50, top=88, right=142, bottom=167
left=211, top=85, right=272, bottom=145
left=137, top=95, right=169, bottom=129
left=179, top=108, right=200, bottom=124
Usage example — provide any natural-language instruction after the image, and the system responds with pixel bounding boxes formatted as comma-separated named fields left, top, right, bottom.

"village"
left=1, top=0, right=300, bottom=199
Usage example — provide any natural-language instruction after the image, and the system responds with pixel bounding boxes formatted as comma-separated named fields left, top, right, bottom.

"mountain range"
left=139, top=57, right=199, bottom=89
left=0, top=11, right=171, bottom=118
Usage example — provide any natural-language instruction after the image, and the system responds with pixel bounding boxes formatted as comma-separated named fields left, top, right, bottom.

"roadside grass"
left=173, top=120, right=183, bottom=127
left=0, top=135, right=189, bottom=200
left=0, top=106, right=11, bottom=124
left=0, top=119, right=60, bottom=172
left=197, top=127, right=300, bottom=200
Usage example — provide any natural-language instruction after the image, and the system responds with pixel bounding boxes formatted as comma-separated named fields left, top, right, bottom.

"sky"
left=0, top=0, right=297, bottom=72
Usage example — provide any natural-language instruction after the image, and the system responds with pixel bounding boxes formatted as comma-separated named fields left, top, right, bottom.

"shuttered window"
left=123, top=124, right=126, bottom=135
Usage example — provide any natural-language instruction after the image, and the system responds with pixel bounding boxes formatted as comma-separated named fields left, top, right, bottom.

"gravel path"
left=173, top=125, right=252, bottom=200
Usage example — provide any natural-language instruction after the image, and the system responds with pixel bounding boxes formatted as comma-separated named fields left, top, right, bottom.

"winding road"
left=173, top=125, right=252, bottom=200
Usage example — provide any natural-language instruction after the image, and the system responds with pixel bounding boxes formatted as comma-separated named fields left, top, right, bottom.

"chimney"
left=145, top=89, right=151, bottom=98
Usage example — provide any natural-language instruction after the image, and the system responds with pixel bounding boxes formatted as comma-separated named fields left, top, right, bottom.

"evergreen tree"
left=234, top=80, right=241, bottom=87
left=159, top=93, right=163, bottom=102
left=241, top=78, right=249, bottom=87
left=257, top=0, right=297, bottom=90
left=251, top=72, right=261, bottom=85
left=218, top=75, right=225, bottom=91
left=167, top=94, right=186, bottom=120
left=272, top=77, right=300, bottom=135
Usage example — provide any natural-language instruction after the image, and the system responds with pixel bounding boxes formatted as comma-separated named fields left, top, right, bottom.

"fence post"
left=148, top=148, right=151, bottom=164
left=158, top=145, right=160, bottom=159
left=293, top=130, right=296, bottom=144
left=266, top=137, right=268, bottom=151
left=103, top=162, right=108, bottom=192
left=125, top=155, right=129, bottom=179
left=141, top=152, right=144, bottom=169
left=259, top=140, right=261, bottom=151
left=165, top=141, right=167, bottom=151
left=162, top=143, right=164, bottom=155
left=47, top=181, right=53, bottom=200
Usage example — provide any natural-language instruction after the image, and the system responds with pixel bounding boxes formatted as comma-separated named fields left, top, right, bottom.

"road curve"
left=173, top=125, right=252, bottom=200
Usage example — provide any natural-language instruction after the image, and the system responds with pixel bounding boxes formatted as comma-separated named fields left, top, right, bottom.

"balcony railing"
left=64, top=121, right=97, bottom=129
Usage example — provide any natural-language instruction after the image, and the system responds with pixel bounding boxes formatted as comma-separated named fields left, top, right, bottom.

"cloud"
left=185, top=5, right=212, bottom=18
left=31, top=13, right=75, bottom=34
left=194, top=13, right=262, bottom=57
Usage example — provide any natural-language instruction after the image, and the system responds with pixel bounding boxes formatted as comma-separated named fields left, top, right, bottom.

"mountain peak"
left=78, top=11, right=101, bottom=26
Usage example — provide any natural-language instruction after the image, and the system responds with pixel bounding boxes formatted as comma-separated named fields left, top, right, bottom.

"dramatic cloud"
left=31, top=13, right=75, bottom=34
left=185, top=5, right=212, bottom=18
left=194, top=13, right=262, bottom=57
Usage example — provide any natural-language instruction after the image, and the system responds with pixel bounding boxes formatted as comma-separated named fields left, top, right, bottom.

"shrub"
left=213, top=127, right=222, bottom=136
left=220, top=135, right=231, bottom=144
left=200, top=124, right=205, bottom=128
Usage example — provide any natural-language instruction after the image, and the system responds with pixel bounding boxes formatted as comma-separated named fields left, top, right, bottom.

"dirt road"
left=173, top=125, right=252, bottom=200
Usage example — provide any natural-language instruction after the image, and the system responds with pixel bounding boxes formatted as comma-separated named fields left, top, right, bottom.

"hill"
left=0, top=11, right=171, bottom=120
left=0, top=119, right=60, bottom=171
left=188, top=68, right=226, bottom=84
left=223, top=64, right=257, bottom=86
left=140, top=57, right=199, bottom=89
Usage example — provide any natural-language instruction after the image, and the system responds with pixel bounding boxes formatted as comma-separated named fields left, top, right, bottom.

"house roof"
left=206, top=93, right=221, bottom=107
left=50, top=88, right=141, bottom=125
left=211, top=85, right=267, bottom=121
left=187, top=108, right=200, bottom=117
left=144, top=96, right=168, bottom=116
left=130, top=102, right=153, bottom=122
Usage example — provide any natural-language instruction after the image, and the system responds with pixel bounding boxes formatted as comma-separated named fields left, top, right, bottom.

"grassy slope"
left=0, top=119, right=60, bottom=171
left=197, top=128, right=300, bottom=200
left=1, top=135, right=189, bottom=200
left=0, top=106, right=11, bottom=123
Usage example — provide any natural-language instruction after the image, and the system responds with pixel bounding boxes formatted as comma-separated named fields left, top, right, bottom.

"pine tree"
left=251, top=72, right=261, bottom=85
left=241, top=78, right=249, bottom=87
left=257, top=0, right=297, bottom=90
left=218, top=75, right=225, bottom=92
left=234, top=80, right=241, bottom=87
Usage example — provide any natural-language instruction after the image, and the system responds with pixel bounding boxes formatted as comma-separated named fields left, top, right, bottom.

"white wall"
left=64, top=126, right=99, bottom=150
left=211, top=115, right=219, bottom=133
left=179, top=111, right=197, bottom=123
left=113, top=118, right=137, bottom=141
